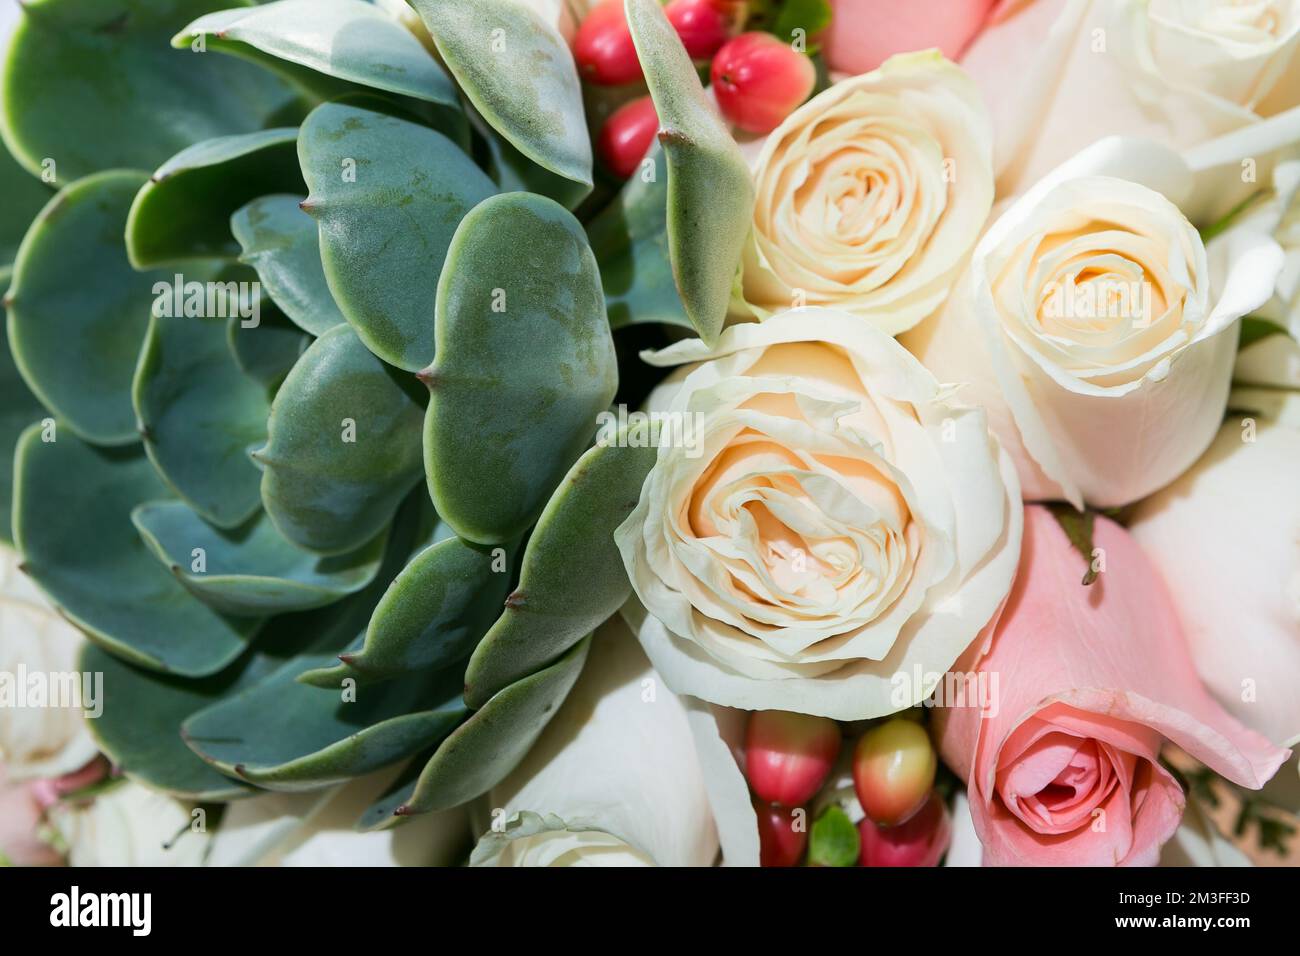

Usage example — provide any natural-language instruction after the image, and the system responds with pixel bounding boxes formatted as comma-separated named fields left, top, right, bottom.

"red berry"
left=711, top=32, right=816, bottom=134
left=858, top=793, right=951, bottom=867
left=665, top=0, right=730, bottom=60
left=598, top=95, right=660, bottom=179
left=754, top=802, right=807, bottom=867
left=852, top=717, right=936, bottom=826
left=574, top=0, right=642, bottom=86
left=744, top=710, right=840, bottom=806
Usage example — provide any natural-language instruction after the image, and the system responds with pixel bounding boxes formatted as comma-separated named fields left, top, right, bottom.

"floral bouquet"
left=1, top=0, right=1297, bottom=871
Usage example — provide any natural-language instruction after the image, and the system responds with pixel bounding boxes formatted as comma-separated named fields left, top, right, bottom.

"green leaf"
left=1047, top=503, right=1100, bottom=586
left=226, top=308, right=311, bottom=391
left=172, top=0, right=458, bottom=108
left=354, top=751, right=432, bottom=832
left=1240, top=315, right=1293, bottom=350
left=1, top=0, right=301, bottom=185
left=397, top=634, right=592, bottom=814
left=0, top=144, right=53, bottom=270
left=257, top=325, right=426, bottom=554
left=125, top=128, right=303, bottom=269
left=463, top=430, right=655, bottom=707
left=586, top=142, right=692, bottom=329
left=771, top=0, right=833, bottom=48
left=6, top=171, right=178, bottom=446
left=133, top=500, right=387, bottom=616
left=623, top=0, right=755, bottom=345
left=299, top=533, right=513, bottom=686
left=12, top=429, right=259, bottom=676
left=298, top=101, right=496, bottom=370
left=422, top=192, right=618, bottom=544
left=472, top=105, right=592, bottom=210
left=410, top=0, right=592, bottom=192
left=0, top=296, right=46, bottom=544
left=808, top=805, right=859, bottom=867
left=231, top=193, right=345, bottom=336
left=133, top=313, right=270, bottom=529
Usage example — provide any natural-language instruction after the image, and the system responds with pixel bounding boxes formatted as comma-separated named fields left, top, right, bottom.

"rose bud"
left=852, top=717, right=936, bottom=825
left=859, top=792, right=951, bottom=867
left=745, top=710, right=841, bottom=806
left=598, top=95, right=660, bottom=179
left=574, top=0, right=643, bottom=86
left=754, top=801, right=807, bottom=867
left=665, top=0, right=730, bottom=60
left=711, top=32, right=816, bottom=133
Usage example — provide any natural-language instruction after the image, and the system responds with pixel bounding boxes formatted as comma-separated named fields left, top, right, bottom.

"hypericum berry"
left=598, top=96, right=660, bottom=179
left=755, top=801, right=807, bottom=867
left=710, top=32, right=816, bottom=134
left=858, top=793, right=951, bottom=867
left=745, top=710, right=841, bottom=806
left=574, top=0, right=643, bottom=86
left=665, top=0, right=730, bottom=60
left=852, top=717, right=937, bottom=825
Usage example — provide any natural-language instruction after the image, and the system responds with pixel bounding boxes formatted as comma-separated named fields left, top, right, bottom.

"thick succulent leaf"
left=0, top=297, right=46, bottom=545
left=257, top=325, right=426, bottom=554
left=298, top=101, right=496, bottom=370
left=0, top=144, right=53, bottom=271
left=231, top=193, right=345, bottom=336
left=355, top=751, right=431, bottom=832
left=0, top=0, right=301, bottom=184
left=133, top=500, right=387, bottom=616
left=298, top=534, right=513, bottom=687
left=473, top=107, right=591, bottom=210
left=133, top=314, right=270, bottom=529
left=398, top=634, right=591, bottom=814
left=226, top=309, right=310, bottom=391
left=463, top=433, right=655, bottom=707
left=623, top=0, right=754, bottom=344
left=586, top=143, right=692, bottom=329
left=12, top=430, right=259, bottom=676
left=126, top=128, right=303, bottom=268
left=422, top=192, right=617, bottom=545
left=410, top=0, right=592, bottom=193
left=173, top=0, right=458, bottom=108
left=181, top=650, right=468, bottom=791
left=7, top=171, right=178, bottom=446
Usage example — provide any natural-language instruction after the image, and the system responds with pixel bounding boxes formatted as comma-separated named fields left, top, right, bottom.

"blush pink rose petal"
left=938, top=506, right=1290, bottom=866
left=823, top=0, right=998, bottom=75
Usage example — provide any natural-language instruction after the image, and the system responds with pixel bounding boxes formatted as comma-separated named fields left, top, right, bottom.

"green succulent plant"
left=0, top=0, right=752, bottom=829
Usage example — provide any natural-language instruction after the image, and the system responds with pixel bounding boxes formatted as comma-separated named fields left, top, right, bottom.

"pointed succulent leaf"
left=7, top=171, right=179, bottom=446
left=623, top=0, right=755, bottom=344
left=133, top=314, right=270, bottom=529
left=475, top=108, right=592, bottom=210
left=409, top=0, right=592, bottom=193
left=133, top=500, right=387, bottom=616
left=226, top=309, right=310, bottom=391
left=423, top=192, right=618, bottom=545
left=125, top=128, right=303, bottom=268
left=0, top=298, right=46, bottom=545
left=231, top=193, right=345, bottom=336
left=173, top=0, right=458, bottom=108
left=587, top=142, right=692, bottom=329
left=1, top=0, right=301, bottom=184
left=463, top=431, right=656, bottom=707
left=0, top=145, right=52, bottom=272
left=355, top=751, right=432, bottom=832
left=298, top=534, right=513, bottom=687
left=398, top=634, right=591, bottom=814
left=257, top=325, right=426, bottom=555
left=298, top=101, right=496, bottom=370
left=12, top=429, right=259, bottom=676
left=181, top=649, right=468, bottom=791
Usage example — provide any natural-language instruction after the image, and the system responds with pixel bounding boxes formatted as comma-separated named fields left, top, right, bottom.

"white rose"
left=1130, top=387, right=1300, bottom=747
left=1234, top=159, right=1300, bottom=388
left=615, top=308, right=1023, bottom=720
left=737, top=52, right=994, bottom=334
left=471, top=617, right=718, bottom=866
left=902, top=144, right=1284, bottom=507
left=0, top=545, right=97, bottom=780
left=47, top=781, right=210, bottom=866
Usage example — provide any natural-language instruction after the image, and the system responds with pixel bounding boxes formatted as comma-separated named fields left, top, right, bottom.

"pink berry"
left=858, top=793, right=951, bottom=867
left=598, top=96, right=660, bottom=179
left=745, top=710, right=841, bottom=806
left=852, top=717, right=936, bottom=826
left=711, top=32, right=816, bottom=134
left=755, top=801, right=807, bottom=867
left=665, top=0, right=730, bottom=60
left=574, top=1, right=642, bottom=86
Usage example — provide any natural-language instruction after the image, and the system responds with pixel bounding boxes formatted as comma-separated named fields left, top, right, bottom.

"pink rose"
left=823, top=0, right=999, bottom=75
left=0, top=765, right=60, bottom=867
left=937, top=506, right=1290, bottom=866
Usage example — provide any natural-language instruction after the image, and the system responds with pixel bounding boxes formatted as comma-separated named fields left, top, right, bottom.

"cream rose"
left=903, top=159, right=1284, bottom=507
left=615, top=308, right=1023, bottom=720
left=1234, top=159, right=1300, bottom=388
left=47, top=781, right=211, bottom=867
left=737, top=52, right=994, bottom=335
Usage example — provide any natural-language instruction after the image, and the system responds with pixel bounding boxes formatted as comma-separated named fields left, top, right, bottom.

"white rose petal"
left=49, top=781, right=210, bottom=867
